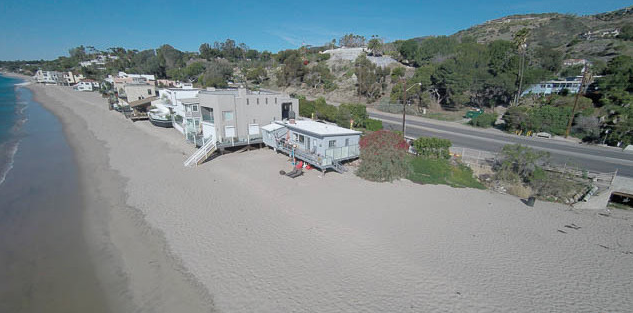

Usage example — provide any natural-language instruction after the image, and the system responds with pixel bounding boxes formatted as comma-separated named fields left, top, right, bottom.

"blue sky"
left=0, top=0, right=630, bottom=60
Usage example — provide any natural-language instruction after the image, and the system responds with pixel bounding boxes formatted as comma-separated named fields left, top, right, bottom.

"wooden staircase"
left=184, top=139, right=217, bottom=167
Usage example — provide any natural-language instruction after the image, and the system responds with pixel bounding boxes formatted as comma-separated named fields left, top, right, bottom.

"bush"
left=408, top=157, right=484, bottom=189
left=412, top=136, right=451, bottom=159
left=357, top=130, right=411, bottom=182
left=495, top=144, right=549, bottom=184
left=365, top=118, right=383, bottom=131
left=469, top=113, right=497, bottom=128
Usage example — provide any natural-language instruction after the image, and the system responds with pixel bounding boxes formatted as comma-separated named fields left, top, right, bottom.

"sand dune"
left=31, top=83, right=633, bottom=312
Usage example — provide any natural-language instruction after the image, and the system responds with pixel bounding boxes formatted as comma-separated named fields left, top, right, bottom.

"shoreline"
left=21, top=79, right=215, bottom=312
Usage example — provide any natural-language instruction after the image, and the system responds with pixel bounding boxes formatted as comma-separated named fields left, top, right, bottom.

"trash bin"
left=526, top=196, right=536, bottom=207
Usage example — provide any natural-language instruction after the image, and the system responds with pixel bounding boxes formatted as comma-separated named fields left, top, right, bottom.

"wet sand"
left=0, top=86, right=109, bottom=312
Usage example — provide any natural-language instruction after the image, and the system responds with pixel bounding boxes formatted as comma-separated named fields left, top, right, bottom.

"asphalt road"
left=370, top=111, right=633, bottom=178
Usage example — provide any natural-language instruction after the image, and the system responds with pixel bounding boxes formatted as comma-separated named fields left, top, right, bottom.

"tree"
left=200, top=59, right=233, bottom=88
left=354, top=55, right=390, bottom=101
left=246, top=66, right=268, bottom=84
left=367, top=36, right=383, bottom=56
left=513, top=28, right=530, bottom=106
left=397, top=39, right=418, bottom=62
left=339, top=33, right=366, bottom=48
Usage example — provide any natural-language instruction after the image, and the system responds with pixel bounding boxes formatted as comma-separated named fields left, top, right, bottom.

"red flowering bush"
left=357, top=130, right=411, bottom=182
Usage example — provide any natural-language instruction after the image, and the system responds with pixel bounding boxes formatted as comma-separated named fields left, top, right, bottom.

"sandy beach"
left=18, top=78, right=633, bottom=312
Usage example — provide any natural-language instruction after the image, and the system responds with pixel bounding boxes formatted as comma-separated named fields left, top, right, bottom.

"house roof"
left=129, top=96, right=158, bottom=107
left=261, top=123, right=285, bottom=132
left=275, top=119, right=361, bottom=138
left=180, top=97, right=199, bottom=104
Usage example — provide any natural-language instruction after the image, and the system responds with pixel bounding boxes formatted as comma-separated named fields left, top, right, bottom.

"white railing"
left=184, top=139, right=217, bottom=167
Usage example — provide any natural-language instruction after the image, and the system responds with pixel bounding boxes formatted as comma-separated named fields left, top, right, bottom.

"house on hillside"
left=196, top=87, right=299, bottom=147
left=261, top=119, right=361, bottom=173
left=521, top=77, right=584, bottom=97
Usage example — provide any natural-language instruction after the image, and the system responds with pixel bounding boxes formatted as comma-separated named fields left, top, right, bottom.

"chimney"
left=238, top=86, right=247, bottom=98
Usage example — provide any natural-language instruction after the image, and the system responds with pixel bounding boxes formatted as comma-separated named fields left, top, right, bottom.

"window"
left=223, top=111, right=234, bottom=121
left=257, top=98, right=260, bottom=105
left=345, top=138, right=349, bottom=146
left=275, top=97, right=277, bottom=104
left=147, top=89, right=152, bottom=95
left=329, top=140, right=336, bottom=148
left=265, top=98, right=268, bottom=104
left=247, top=98, right=249, bottom=105
left=191, top=105, right=198, bottom=112
left=201, top=107, right=214, bottom=123
left=299, top=135, right=305, bottom=144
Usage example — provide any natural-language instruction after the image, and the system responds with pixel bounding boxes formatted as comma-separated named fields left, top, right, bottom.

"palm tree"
left=513, top=28, right=530, bottom=106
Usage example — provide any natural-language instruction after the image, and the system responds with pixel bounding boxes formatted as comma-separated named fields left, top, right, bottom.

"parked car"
left=535, top=132, right=552, bottom=139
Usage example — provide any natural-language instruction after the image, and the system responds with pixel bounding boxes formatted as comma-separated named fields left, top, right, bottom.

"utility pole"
left=565, top=67, right=591, bottom=138
left=401, top=80, right=421, bottom=137
left=402, top=78, right=407, bottom=135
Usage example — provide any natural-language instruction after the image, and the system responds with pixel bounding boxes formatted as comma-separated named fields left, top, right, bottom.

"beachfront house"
left=197, top=87, right=299, bottom=146
left=175, top=97, right=202, bottom=143
left=34, top=70, right=60, bottom=84
left=154, top=86, right=201, bottom=136
left=62, top=72, right=85, bottom=86
left=73, top=81, right=94, bottom=91
left=261, top=119, right=361, bottom=173
left=120, top=83, right=158, bottom=103
left=183, top=87, right=299, bottom=166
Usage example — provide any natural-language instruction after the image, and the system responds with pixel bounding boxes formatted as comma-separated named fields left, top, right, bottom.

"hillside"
left=450, top=6, right=633, bottom=62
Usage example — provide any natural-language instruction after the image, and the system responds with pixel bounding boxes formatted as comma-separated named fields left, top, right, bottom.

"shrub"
left=469, top=113, right=497, bottom=128
left=357, top=130, right=411, bottom=182
left=494, top=144, right=549, bottom=184
left=365, top=118, right=383, bottom=131
left=408, top=157, right=484, bottom=189
left=412, top=136, right=452, bottom=159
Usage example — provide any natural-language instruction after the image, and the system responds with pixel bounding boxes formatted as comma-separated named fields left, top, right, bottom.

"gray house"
left=198, top=87, right=299, bottom=146
left=184, top=87, right=299, bottom=166
left=261, top=119, right=361, bottom=173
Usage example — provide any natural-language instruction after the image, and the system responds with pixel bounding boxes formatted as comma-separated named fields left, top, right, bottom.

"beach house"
left=197, top=87, right=298, bottom=146
left=34, top=70, right=60, bottom=84
left=521, top=77, right=584, bottom=97
left=183, top=87, right=299, bottom=166
left=261, top=119, right=361, bottom=173
left=73, top=81, right=94, bottom=91
left=153, top=86, right=201, bottom=136
left=62, top=72, right=85, bottom=86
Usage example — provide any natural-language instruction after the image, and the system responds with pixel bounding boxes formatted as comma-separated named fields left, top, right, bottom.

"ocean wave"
left=0, top=139, right=21, bottom=187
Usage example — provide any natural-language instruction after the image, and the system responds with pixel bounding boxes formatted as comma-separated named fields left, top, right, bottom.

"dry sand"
left=26, top=82, right=633, bottom=312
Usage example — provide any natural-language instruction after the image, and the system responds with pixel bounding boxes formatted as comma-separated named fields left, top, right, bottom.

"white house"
left=261, top=119, right=361, bottom=173
left=34, top=70, right=60, bottom=84
left=73, top=81, right=93, bottom=91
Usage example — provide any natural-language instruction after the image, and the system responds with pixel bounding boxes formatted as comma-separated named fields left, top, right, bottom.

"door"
left=306, top=137, right=311, bottom=151
left=282, top=103, right=291, bottom=120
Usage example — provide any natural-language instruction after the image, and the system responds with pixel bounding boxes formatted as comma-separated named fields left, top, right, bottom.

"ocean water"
left=0, top=76, right=109, bottom=312
left=0, top=75, right=25, bottom=186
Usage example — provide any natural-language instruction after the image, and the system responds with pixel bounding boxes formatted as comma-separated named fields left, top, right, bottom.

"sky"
left=0, top=0, right=631, bottom=60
